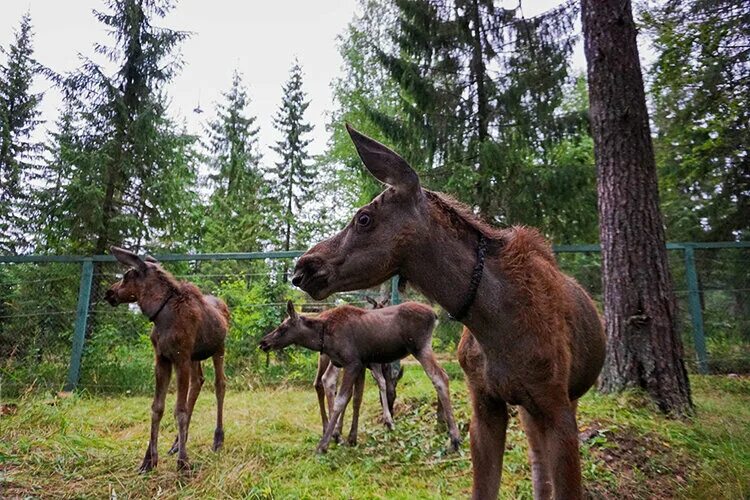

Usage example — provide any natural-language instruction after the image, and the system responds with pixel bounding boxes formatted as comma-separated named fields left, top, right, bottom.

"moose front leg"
left=317, top=365, right=362, bottom=454
left=519, top=407, right=552, bottom=500
left=535, top=399, right=582, bottom=499
left=468, top=390, right=508, bottom=500
left=369, top=363, right=395, bottom=429
left=140, top=356, right=171, bottom=473
left=212, top=351, right=226, bottom=451
left=173, top=358, right=192, bottom=473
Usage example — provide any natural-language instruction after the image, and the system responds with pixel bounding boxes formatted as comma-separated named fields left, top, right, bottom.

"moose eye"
left=357, top=213, right=372, bottom=227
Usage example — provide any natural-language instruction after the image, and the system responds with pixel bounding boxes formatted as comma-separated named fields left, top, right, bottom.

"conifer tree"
left=0, top=13, right=43, bottom=254
left=202, top=70, right=265, bottom=252
left=270, top=60, right=314, bottom=252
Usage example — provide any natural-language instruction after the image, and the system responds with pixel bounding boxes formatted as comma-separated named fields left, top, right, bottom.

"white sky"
left=0, top=1, right=629, bottom=159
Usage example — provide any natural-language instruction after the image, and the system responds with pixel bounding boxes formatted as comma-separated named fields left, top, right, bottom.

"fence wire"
left=0, top=246, right=748, bottom=397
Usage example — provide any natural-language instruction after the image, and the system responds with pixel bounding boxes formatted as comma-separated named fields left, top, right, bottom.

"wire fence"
left=0, top=243, right=748, bottom=397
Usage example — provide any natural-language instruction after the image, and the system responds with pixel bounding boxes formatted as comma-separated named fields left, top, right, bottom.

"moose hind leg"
left=314, top=357, right=330, bottom=435
left=140, top=356, right=171, bottom=473
left=322, top=363, right=343, bottom=443
left=347, top=368, right=366, bottom=446
left=212, top=351, right=226, bottom=451
left=169, top=361, right=204, bottom=455
left=173, top=358, right=192, bottom=473
left=415, top=347, right=461, bottom=451
left=369, top=363, right=394, bottom=429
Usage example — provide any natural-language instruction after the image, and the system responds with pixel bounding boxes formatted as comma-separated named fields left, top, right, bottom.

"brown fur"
left=313, top=297, right=404, bottom=444
left=260, top=300, right=462, bottom=454
left=292, top=126, right=606, bottom=499
left=105, top=247, right=229, bottom=474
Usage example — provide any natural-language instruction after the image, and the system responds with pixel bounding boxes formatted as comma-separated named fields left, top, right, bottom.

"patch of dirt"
left=581, top=421, right=693, bottom=499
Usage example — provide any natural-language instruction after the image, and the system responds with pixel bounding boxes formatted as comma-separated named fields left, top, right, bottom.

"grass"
left=1, top=362, right=749, bottom=499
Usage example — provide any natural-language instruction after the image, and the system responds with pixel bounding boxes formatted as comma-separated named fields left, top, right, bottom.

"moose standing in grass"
left=291, top=125, right=606, bottom=499
left=105, top=247, right=229, bottom=474
left=260, top=300, right=462, bottom=454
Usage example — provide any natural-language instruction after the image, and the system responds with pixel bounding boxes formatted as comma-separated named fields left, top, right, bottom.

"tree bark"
left=582, top=0, right=693, bottom=415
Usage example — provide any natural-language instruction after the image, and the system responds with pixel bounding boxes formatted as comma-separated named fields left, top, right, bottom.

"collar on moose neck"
left=319, top=322, right=326, bottom=352
left=448, top=232, right=489, bottom=322
left=147, top=288, right=176, bottom=322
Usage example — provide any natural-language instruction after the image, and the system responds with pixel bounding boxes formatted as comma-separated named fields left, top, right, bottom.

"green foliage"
left=642, top=0, right=749, bottom=242
left=0, top=13, right=43, bottom=254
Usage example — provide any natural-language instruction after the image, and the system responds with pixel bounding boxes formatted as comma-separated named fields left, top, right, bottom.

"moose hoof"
left=138, top=456, right=157, bottom=474
left=315, top=444, right=328, bottom=455
left=385, top=421, right=395, bottom=431
left=332, top=432, right=342, bottom=444
left=167, top=436, right=179, bottom=455
left=177, top=458, right=193, bottom=476
left=448, top=436, right=462, bottom=453
left=212, top=429, right=224, bottom=451
left=347, top=436, right=358, bottom=447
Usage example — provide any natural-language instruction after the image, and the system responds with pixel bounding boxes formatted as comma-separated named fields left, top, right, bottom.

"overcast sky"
left=0, top=1, right=597, bottom=159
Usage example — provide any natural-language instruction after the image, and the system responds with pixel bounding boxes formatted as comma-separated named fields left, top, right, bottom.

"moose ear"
left=379, top=298, right=391, bottom=308
left=144, top=255, right=159, bottom=264
left=110, top=246, right=146, bottom=272
left=365, top=296, right=378, bottom=308
left=346, top=123, right=420, bottom=197
left=286, top=300, right=298, bottom=321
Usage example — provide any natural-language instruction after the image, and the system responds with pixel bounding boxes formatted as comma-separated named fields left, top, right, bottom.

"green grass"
left=1, top=363, right=749, bottom=499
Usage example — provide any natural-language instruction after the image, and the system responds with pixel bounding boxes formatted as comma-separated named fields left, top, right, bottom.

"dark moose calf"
left=314, top=297, right=404, bottom=445
left=105, top=247, right=229, bottom=474
left=260, top=300, right=461, bottom=454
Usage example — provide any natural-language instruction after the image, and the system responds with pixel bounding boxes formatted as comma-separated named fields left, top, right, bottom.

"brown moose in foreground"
left=105, top=247, right=229, bottom=474
left=291, top=125, right=606, bottom=499
left=314, top=296, right=404, bottom=445
left=260, top=300, right=461, bottom=454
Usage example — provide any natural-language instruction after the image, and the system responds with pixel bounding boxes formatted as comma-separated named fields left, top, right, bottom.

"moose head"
left=104, top=246, right=168, bottom=307
left=259, top=301, right=321, bottom=352
left=292, top=125, right=431, bottom=300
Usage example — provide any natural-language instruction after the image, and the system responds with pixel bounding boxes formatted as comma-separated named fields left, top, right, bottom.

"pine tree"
left=202, top=70, right=265, bottom=252
left=583, top=0, right=693, bottom=415
left=0, top=13, right=43, bottom=254
left=270, top=60, right=314, bottom=252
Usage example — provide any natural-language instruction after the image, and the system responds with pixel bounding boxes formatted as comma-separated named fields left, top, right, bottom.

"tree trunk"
left=582, top=0, right=693, bottom=415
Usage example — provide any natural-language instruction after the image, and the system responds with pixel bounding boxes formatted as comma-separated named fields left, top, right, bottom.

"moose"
left=105, top=247, right=230, bottom=474
left=313, top=296, right=404, bottom=444
left=259, top=300, right=462, bottom=454
left=290, top=125, right=606, bottom=499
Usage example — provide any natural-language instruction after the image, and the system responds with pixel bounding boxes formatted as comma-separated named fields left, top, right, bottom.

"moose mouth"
left=291, top=269, right=331, bottom=300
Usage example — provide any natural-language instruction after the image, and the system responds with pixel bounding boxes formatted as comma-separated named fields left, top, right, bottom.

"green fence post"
left=683, top=246, right=708, bottom=374
left=64, top=258, right=94, bottom=391
left=391, top=275, right=401, bottom=305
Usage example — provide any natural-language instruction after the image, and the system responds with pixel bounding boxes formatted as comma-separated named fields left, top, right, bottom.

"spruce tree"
left=270, top=60, right=314, bottom=252
left=35, top=0, right=196, bottom=255
left=0, top=13, right=43, bottom=254
left=202, top=70, right=265, bottom=252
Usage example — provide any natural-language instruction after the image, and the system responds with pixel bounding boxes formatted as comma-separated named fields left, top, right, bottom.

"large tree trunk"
left=582, top=0, right=693, bottom=415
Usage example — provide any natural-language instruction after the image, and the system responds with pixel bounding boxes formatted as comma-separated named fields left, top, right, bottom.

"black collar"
left=319, top=324, right=326, bottom=352
left=148, top=289, right=176, bottom=322
left=449, top=233, right=488, bottom=322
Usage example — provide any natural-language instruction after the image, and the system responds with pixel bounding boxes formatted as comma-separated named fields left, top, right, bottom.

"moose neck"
left=297, top=320, right=327, bottom=354
left=401, top=211, right=490, bottom=326
left=139, top=280, right=177, bottom=324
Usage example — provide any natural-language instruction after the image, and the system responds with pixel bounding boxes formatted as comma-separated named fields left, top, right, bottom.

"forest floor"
left=1, top=363, right=748, bottom=499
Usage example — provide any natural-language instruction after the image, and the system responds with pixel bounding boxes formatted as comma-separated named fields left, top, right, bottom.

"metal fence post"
left=683, top=246, right=708, bottom=374
left=391, top=275, right=401, bottom=305
left=64, top=258, right=94, bottom=391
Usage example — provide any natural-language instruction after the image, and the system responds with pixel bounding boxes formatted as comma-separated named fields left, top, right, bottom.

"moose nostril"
left=291, top=273, right=303, bottom=287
